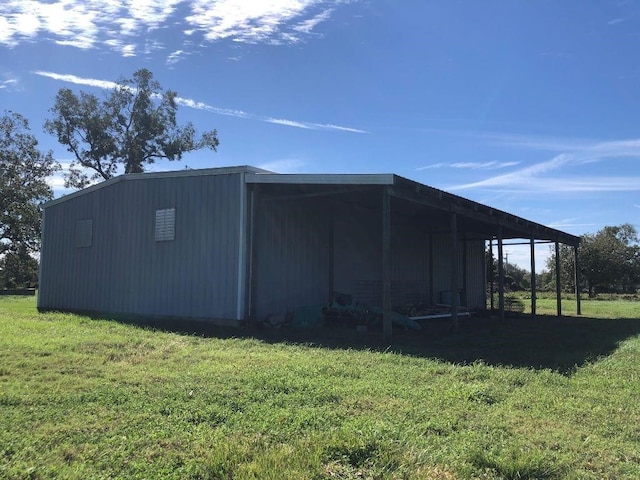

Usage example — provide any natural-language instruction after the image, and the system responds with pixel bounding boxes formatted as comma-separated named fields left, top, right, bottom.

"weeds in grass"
left=1, top=296, right=639, bottom=479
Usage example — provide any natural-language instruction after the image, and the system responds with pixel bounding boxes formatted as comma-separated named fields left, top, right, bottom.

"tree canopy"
left=547, top=224, right=640, bottom=296
left=0, top=111, right=58, bottom=256
left=44, top=68, right=219, bottom=189
left=0, top=243, right=39, bottom=289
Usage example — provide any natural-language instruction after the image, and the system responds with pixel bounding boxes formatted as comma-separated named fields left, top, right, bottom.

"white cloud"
left=266, top=117, right=314, bottom=130
left=121, top=44, right=137, bottom=57
left=417, top=161, right=520, bottom=170
left=449, top=134, right=640, bottom=193
left=1, top=1, right=350, bottom=54
left=293, top=8, right=334, bottom=34
left=187, top=0, right=314, bottom=43
left=33, top=70, right=118, bottom=89
left=46, top=173, right=68, bottom=190
left=0, top=77, right=18, bottom=89
left=166, top=49, right=188, bottom=65
left=264, top=117, right=367, bottom=133
left=257, top=158, right=306, bottom=173
left=546, top=219, right=599, bottom=229
left=318, top=123, right=367, bottom=134
left=33, top=70, right=367, bottom=134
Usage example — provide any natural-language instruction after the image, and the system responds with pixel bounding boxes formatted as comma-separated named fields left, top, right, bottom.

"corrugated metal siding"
left=253, top=195, right=331, bottom=320
left=430, top=234, right=486, bottom=308
left=333, top=206, right=430, bottom=307
left=333, top=205, right=380, bottom=303
left=464, top=240, right=487, bottom=308
left=431, top=234, right=454, bottom=301
left=39, top=173, right=244, bottom=320
left=391, top=223, right=430, bottom=305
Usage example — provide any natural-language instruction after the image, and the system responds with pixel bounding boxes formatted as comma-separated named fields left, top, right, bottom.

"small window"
left=76, top=219, right=93, bottom=248
left=155, top=208, right=175, bottom=242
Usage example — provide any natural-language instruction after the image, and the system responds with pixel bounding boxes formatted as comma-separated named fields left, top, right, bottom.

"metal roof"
left=246, top=173, right=394, bottom=185
left=246, top=171, right=580, bottom=245
left=44, top=166, right=580, bottom=245
left=44, top=165, right=272, bottom=208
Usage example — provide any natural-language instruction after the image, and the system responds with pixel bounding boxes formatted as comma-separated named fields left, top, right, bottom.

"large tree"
left=0, top=111, right=58, bottom=256
left=44, top=68, right=219, bottom=189
left=547, top=224, right=640, bottom=296
left=0, top=243, right=39, bottom=289
left=580, top=224, right=639, bottom=295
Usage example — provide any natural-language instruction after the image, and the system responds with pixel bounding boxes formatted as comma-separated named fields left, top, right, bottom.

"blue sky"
left=1, top=1, right=639, bottom=271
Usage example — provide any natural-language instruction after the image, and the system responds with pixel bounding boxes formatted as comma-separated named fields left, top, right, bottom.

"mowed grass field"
left=1, top=296, right=639, bottom=479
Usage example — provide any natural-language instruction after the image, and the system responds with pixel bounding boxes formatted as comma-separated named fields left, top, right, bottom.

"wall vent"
left=155, top=208, right=175, bottom=242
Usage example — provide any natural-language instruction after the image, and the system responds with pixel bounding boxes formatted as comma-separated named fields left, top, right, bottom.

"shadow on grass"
left=102, top=311, right=640, bottom=375
left=400, top=314, right=640, bottom=374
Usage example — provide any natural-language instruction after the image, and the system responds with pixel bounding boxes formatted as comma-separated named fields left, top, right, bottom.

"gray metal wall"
left=333, top=204, right=381, bottom=302
left=464, top=239, right=487, bottom=308
left=431, top=234, right=486, bottom=308
left=333, top=206, right=431, bottom=307
left=333, top=211, right=485, bottom=309
left=39, top=172, right=245, bottom=321
left=252, top=195, right=331, bottom=320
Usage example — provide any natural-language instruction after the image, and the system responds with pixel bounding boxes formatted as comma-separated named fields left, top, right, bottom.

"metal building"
left=38, top=166, right=580, bottom=341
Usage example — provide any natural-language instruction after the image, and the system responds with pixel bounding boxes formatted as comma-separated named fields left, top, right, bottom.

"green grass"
left=1, top=295, right=640, bottom=479
left=492, top=291, right=640, bottom=318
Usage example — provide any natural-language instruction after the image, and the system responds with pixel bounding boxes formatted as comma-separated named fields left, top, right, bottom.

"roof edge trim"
left=43, top=165, right=271, bottom=208
left=245, top=173, right=395, bottom=185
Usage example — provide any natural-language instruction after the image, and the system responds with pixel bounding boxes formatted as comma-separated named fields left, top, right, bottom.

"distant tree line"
left=1, top=69, right=218, bottom=289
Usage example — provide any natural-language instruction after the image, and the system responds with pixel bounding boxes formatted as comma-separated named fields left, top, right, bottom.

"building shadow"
left=394, top=314, right=640, bottom=375
left=110, top=312, right=640, bottom=376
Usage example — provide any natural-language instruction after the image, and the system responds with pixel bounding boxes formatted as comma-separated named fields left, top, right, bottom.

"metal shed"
left=38, top=166, right=580, bottom=342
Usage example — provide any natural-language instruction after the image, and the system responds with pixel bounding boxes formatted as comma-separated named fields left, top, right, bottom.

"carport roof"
left=246, top=172, right=580, bottom=246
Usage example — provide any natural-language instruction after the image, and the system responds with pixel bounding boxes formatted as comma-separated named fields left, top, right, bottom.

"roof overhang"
left=245, top=172, right=580, bottom=246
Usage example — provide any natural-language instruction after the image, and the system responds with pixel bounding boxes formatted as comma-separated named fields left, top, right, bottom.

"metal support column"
left=555, top=241, right=562, bottom=317
left=328, top=210, right=335, bottom=304
left=489, top=239, right=494, bottom=311
left=574, top=245, right=582, bottom=315
left=530, top=238, right=536, bottom=318
left=247, top=187, right=258, bottom=327
left=428, top=234, right=435, bottom=305
left=450, top=212, right=459, bottom=329
left=497, top=226, right=505, bottom=320
left=462, top=237, right=468, bottom=307
left=382, top=186, right=392, bottom=344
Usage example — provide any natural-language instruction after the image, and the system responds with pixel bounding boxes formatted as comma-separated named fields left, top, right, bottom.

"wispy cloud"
left=166, top=49, right=188, bottom=66
left=33, top=70, right=367, bottom=134
left=0, top=77, right=18, bottom=89
left=294, top=8, right=334, bottom=34
left=449, top=138, right=640, bottom=193
left=1, top=1, right=351, bottom=56
left=546, top=219, right=599, bottom=229
left=186, top=1, right=339, bottom=44
left=257, top=158, right=306, bottom=173
left=417, top=161, right=520, bottom=170
left=177, top=98, right=368, bottom=133
left=34, top=70, right=118, bottom=89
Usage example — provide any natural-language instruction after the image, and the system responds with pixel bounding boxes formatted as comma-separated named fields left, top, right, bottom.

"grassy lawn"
left=1, top=296, right=639, bottom=479
left=504, top=292, right=640, bottom=319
